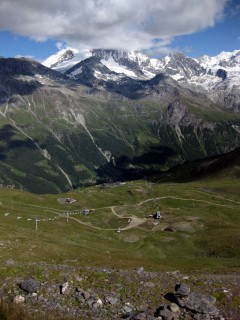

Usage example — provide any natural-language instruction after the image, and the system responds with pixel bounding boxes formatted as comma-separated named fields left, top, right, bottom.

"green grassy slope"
left=0, top=172, right=239, bottom=273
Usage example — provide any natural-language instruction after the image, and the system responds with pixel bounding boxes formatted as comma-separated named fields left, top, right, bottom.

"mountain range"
left=0, top=48, right=239, bottom=193
left=44, top=48, right=240, bottom=112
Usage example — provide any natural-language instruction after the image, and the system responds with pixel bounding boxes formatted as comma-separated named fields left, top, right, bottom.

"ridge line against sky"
left=0, top=0, right=239, bottom=61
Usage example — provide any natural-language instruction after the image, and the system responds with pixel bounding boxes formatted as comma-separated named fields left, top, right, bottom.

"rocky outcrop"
left=175, top=284, right=219, bottom=315
left=156, top=284, right=222, bottom=320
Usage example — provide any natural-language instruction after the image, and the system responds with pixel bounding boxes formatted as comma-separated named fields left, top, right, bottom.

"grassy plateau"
left=0, top=172, right=239, bottom=273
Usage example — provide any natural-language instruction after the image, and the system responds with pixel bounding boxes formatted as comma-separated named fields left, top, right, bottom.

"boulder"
left=169, top=303, right=180, bottom=313
left=175, top=284, right=190, bottom=298
left=123, top=304, right=133, bottom=314
left=60, top=281, right=69, bottom=294
left=156, top=305, right=180, bottom=320
left=82, top=291, right=91, bottom=300
left=86, top=297, right=103, bottom=310
left=175, top=289, right=218, bottom=315
left=13, top=295, right=25, bottom=304
left=105, top=295, right=118, bottom=305
left=94, top=298, right=103, bottom=308
left=18, top=278, right=40, bottom=293
left=125, top=312, right=148, bottom=319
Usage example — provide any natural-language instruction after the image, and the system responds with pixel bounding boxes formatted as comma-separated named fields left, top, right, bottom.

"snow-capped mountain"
left=189, top=50, right=240, bottom=112
left=43, top=47, right=91, bottom=72
left=43, top=48, right=240, bottom=112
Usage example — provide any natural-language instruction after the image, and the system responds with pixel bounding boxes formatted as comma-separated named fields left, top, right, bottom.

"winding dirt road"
left=110, top=206, right=147, bottom=230
left=7, top=192, right=239, bottom=232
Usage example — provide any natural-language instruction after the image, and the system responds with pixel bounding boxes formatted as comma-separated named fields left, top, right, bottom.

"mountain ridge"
left=0, top=54, right=239, bottom=193
left=43, top=48, right=240, bottom=112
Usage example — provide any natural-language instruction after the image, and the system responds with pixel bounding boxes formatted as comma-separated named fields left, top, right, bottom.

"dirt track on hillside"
left=110, top=206, right=147, bottom=230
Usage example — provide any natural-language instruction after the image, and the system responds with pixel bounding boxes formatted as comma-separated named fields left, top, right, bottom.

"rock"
left=175, top=284, right=191, bottom=297
left=169, top=303, right=180, bottom=313
left=18, top=278, right=40, bottom=293
left=60, top=281, right=69, bottom=294
left=123, top=304, right=133, bottom=314
left=82, top=291, right=90, bottom=300
left=75, top=287, right=90, bottom=300
left=175, top=291, right=218, bottom=315
left=132, top=312, right=148, bottom=319
left=125, top=312, right=148, bottom=319
left=92, top=298, right=103, bottom=309
left=144, top=281, right=155, bottom=288
left=216, top=69, right=227, bottom=81
left=37, top=295, right=45, bottom=302
left=75, top=295, right=85, bottom=304
left=86, top=298, right=95, bottom=309
left=156, top=305, right=180, bottom=320
left=136, top=267, right=144, bottom=274
left=13, top=295, right=25, bottom=304
left=105, top=296, right=118, bottom=305
left=86, top=297, right=103, bottom=312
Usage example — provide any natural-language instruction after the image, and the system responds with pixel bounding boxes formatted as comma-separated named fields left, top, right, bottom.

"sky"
left=0, top=0, right=239, bottom=62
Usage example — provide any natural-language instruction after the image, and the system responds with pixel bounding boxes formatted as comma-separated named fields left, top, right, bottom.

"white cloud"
left=56, top=42, right=65, bottom=50
left=0, top=0, right=228, bottom=52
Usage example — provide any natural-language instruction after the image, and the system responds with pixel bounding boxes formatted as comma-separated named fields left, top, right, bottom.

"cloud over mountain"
left=0, top=0, right=228, bottom=52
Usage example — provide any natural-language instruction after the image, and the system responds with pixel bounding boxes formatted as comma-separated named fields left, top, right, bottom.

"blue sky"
left=0, top=0, right=239, bottom=61
left=174, top=0, right=240, bottom=57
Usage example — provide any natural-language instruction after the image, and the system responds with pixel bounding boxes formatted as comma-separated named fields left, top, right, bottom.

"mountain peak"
left=91, top=49, right=129, bottom=61
left=43, top=47, right=240, bottom=112
left=42, top=48, right=91, bottom=72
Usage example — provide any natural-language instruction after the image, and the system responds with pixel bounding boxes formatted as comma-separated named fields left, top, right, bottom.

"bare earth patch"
left=121, top=234, right=140, bottom=242
left=185, top=216, right=200, bottom=221
left=172, top=222, right=195, bottom=233
left=57, top=198, right=76, bottom=205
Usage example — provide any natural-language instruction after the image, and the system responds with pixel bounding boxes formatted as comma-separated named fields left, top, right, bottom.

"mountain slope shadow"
left=150, top=147, right=240, bottom=183
left=0, top=124, right=38, bottom=160
left=96, top=145, right=180, bottom=183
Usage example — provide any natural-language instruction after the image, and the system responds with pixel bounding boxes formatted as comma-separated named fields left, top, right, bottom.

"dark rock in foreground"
left=18, top=278, right=40, bottom=294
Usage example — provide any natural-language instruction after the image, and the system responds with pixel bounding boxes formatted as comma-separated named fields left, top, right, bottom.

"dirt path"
left=46, top=206, right=147, bottom=232
left=110, top=206, right=147, bottom=230
left=137, top=195, right=239, bottom=208
left=63, top=208, right=147, bottom=232
left=7, top=191, right=239, bottom=232
left=195, top=190, right=240, bottom=205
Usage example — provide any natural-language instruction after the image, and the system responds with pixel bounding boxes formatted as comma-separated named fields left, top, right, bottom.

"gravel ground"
left=0, top=262, right=239, bottom=319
